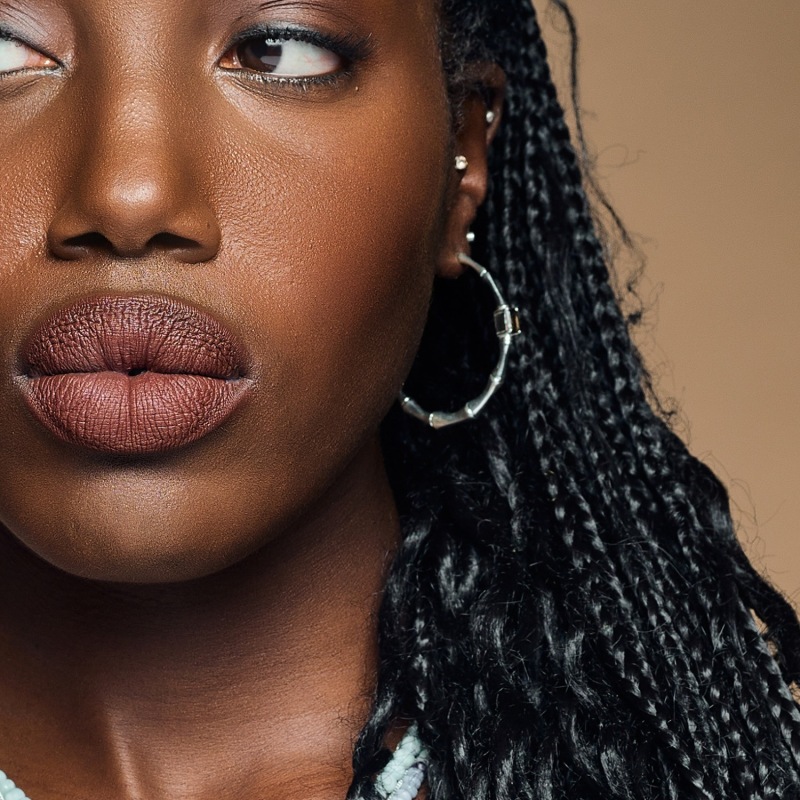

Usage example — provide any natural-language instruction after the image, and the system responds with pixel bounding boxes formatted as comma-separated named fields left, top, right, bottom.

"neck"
left=0, top=437, right=399, bottom=800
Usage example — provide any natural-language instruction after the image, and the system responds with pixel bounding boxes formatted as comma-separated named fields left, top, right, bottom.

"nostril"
left=50, top=228, right=214, bottom=261
left=147, top=232, right=204, bottom=252
left=61, top=232, right=114, bottom=253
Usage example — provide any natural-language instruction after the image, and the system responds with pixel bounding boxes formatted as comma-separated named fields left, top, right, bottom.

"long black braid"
left=348, top=2, right=800, bottom=798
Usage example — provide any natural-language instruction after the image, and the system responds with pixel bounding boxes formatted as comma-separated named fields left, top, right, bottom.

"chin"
left=0, top=473, right=287, bottom=585
left=6, top=518, right=256, bottom=585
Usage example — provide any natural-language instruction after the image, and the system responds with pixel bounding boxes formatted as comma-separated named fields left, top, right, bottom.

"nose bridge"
left=49, top=44, right=221, bottom=262
left=85, top=74, right=184, bottom=220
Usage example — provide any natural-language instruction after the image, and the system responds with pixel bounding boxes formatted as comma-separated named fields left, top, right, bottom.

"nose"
left=48, top=87, right=221, bottom=263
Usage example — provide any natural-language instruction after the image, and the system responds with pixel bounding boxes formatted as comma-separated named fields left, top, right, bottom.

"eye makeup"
left=219, top=23, right=373, bottom=89
left=0, top=25, right=59, bottom=77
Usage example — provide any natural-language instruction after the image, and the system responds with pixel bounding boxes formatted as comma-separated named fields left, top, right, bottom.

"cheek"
left=0, top=131, right=60, bottom=276
left=0, top=127, right=74, bottom=422
left=207, top=98, right=450, bottom=460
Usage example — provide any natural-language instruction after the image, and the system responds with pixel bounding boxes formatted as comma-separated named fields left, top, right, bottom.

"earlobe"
left=436, top=66, right=506, bottom=280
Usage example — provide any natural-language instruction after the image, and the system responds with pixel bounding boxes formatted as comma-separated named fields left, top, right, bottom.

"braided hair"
left=349, top=2, right=800, bottom=798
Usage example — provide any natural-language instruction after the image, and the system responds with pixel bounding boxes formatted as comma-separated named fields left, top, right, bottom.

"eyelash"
left=0, top=25, right=52, bottom=54
left=222, top=24, right=372, bottom=89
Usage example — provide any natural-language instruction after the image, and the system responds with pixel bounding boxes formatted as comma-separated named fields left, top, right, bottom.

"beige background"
left=535, top=2, right=800, bottom=604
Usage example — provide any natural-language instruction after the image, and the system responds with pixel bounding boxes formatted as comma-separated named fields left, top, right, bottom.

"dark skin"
left=0, top=0, right=502, bottom=797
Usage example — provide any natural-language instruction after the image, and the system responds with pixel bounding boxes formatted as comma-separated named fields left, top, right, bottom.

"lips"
left=19, top=295, right=252, bottom=455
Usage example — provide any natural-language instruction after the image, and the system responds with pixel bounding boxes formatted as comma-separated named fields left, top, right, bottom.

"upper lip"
left=20, top=294, right=249, bottom=380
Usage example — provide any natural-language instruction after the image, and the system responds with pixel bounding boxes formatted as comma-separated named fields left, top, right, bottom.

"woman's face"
left=0, top=0, right=483, bottom=581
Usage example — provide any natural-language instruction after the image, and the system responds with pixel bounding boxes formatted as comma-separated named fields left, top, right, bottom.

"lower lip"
left=23, top=371, right=250, bottom=455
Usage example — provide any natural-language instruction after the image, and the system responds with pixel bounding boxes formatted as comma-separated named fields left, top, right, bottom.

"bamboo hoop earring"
left=398, top=253, right=522, bottom=429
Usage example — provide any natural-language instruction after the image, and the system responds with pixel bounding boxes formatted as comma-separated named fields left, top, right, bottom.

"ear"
left=437, top=65, right=505, bottom=280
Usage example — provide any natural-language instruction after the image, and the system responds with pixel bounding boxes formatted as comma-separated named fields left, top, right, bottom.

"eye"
left=220, top=35, right=342, bottom=79
left=0, top=34, right=56, bottom=75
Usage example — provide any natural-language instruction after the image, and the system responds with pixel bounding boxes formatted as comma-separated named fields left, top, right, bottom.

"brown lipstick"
left=19, top=295, right=252, bottom=455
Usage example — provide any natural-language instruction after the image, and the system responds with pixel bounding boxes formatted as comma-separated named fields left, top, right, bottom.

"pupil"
left=239, top=40, right=283, bottom=73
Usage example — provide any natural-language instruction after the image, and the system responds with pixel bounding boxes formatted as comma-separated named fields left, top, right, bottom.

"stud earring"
left=455, top=155, right=469, bottom=172
left=485, top=110, right=497, bottom=125
left=466, top=231, right=476, bottom=243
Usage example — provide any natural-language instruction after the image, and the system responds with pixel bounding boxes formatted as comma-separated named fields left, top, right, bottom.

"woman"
left=0, top=0, right=798, bottom=798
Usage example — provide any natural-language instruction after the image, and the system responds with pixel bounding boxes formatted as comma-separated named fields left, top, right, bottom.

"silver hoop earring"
left=398, top=253, right=521, bottom=429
